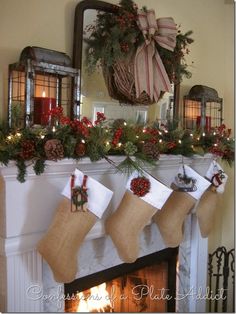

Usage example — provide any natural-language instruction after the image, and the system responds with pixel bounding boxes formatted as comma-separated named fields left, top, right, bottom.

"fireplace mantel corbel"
left=0, top=154, right=213, bottom=312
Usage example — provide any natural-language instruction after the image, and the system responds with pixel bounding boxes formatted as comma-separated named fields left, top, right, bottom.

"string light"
left=52, top=126, right=56, bottom=133
left=40, top=135, right=45, bottom=139
left=123, top=122, right=127, bottom=126
left=190, top=133, right=193, bottom=137
left=16, top=132, right=21, bottom=137
left=118, top=142, right=122, bottom=147
left=7, top=135, right=12, bottom=140
left=178, top=139, right=182, bottom=144
left=106, top=141, right=110, bottom=146
left=81, top=139, right=85, bottom=144
left=214, top=143, right=218, bottom=147
left=197, top=137, right=200, bottom=141
left=213, top=132, right=216, bottom=136
left=164, top=129, right=168, bottom=134
left=159, top=139, right=162, bottom=143
left=158, top=131, right=162, bottom=136
left=142, top=128, right=147, bottom=133
left=202, top=132, right=206, bottom=137
left=136, top=135, right=139, bottom=139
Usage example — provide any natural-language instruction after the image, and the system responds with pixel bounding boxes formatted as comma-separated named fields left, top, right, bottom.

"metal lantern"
left=183, top=85, right=223, bottom=131
left=8, top=46, right=80, bottom=128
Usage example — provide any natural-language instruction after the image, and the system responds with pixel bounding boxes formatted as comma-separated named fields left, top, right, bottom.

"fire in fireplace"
left=65, top=248, right=178, bottom=313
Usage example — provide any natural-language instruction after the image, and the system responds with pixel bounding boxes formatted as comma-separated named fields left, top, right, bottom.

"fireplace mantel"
left=0, top=154, right=212, bottom=312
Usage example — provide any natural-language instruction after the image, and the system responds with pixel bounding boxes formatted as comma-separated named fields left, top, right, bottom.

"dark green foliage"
left=85, top=0, right=142, bottom=73
left=158, top=30, right=194, bottom=83
left=33, top=159, right=46, bottom=176
left=16, top=159, right=27, bottom=183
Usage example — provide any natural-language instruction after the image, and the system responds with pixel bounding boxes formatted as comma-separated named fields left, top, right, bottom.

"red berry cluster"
left=216, top=124, right=231, bottom=137
left=81, top=117, right=93, bottom=128
left=94, top=112, right=106, bottom=125
left=120, top=42, right=129, bottom=53
left=148, top=138, right=158, bottom=144
left=130, top=176, right=151, bottom=197
left=60, top=116, right=71, bottom=125
left=208, top=146, right=225, bottom=158
left=167, top=142, right=177, bottom=149
left=144, top=127, right=159, bottom=136
left=112, top=128, right=123, bottom=146
left=48, top=106, right=63, bottom=119
left=20, top=140, right=35, bottom=160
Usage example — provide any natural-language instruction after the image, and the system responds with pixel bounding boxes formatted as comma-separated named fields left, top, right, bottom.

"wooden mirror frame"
left=72, top=0, right=180, bottom=120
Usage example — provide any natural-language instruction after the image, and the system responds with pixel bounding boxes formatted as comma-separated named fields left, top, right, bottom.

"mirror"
left=73, top=0, right=179, bottom=124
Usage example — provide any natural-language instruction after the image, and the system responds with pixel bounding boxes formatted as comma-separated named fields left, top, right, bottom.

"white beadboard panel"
left=0, top=255, right=7, bottom=312
left=5, top=250, right=43, bottom=312
left=0, top=176, right=6, bottom=237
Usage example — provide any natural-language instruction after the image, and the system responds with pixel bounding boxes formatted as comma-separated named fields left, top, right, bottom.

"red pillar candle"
left=34, top=97, right=56, bottom=125
left=196, top=116, right=211, bottom=132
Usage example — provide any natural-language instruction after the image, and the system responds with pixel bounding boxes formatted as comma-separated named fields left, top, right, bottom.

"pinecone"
left=44, top=139, right=64, bottom=161
left=112, top=119, right=126, bottom=129
left=87, top=144, right=102, bottom=161
left=75, top=142, right=86, bottom=157
left=142, top=142, right=160, bottom=160
left=20, top=139, right=35, bottom=160
left=124, top=141, right=137, bottom=156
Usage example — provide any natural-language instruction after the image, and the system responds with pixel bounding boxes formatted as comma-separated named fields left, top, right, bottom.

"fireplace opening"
left=65, top=247, right=178, bottom=313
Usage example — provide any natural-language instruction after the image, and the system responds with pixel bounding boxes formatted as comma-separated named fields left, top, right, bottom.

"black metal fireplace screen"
left=208, top=246, right=235, bottom=312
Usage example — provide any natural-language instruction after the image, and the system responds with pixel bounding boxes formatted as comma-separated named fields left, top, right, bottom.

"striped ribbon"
left=134, top=9, right=177, bottom=102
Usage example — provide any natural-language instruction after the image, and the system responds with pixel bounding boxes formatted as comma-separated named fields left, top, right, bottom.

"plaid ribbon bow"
left=134, top=9, right=177, bottom=102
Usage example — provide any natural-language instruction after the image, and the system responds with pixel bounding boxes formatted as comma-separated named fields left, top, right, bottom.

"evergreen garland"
left=0, top=109, right=234, bottom=182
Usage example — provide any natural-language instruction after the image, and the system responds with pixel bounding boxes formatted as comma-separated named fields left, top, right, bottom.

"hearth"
left=65, top=248, right=178, bottom=313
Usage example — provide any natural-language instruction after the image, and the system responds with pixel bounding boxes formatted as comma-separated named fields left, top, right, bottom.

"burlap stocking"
left=196, top=161, right=228, bottom=238
left=37, top=169, right=113, bottom=283
left=153, top=164, right=211, bottom=247
left=105, top=171, right=172, bottom=263
left=153, top=191, right=195, bottom=247
left=196, top=186, right=218, bottom=238
left=105, top=191, right=157, bottom=263
left=37, top=198, right=97, bottom=283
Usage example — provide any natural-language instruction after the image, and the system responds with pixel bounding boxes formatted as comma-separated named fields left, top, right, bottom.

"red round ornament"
left=130, top=176, right=151, bottom=197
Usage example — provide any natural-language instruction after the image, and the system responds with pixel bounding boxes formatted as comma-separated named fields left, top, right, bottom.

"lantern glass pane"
left=34, top=74, right=57, bottom=98
left=11, top=70, right=25, bottom=103
left=206, top=101, right=222, bottom=128
left=60, top=76, right=73, bottom=117
left=184, top=99, right=201, bottom=129
left=9, top=70, right=26, bottom=128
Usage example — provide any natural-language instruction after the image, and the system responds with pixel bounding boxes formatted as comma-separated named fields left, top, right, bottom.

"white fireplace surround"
left=0, top=154, right=212, bottom=313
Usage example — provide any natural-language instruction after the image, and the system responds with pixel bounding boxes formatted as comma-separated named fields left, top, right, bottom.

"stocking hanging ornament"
left=105, top=171, right=172, bottom=263
left=153, top=164, right=211, bottom=247
left=196, top=161, right=228, bottom=237
left=37, top=169, right=113, bottom=283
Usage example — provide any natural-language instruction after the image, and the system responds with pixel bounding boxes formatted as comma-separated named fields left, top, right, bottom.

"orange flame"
left=76, top=283, right=112, bottom=312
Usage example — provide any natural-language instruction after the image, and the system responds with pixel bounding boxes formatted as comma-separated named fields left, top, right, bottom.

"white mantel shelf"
left=0, top=154, right=213, bottom=313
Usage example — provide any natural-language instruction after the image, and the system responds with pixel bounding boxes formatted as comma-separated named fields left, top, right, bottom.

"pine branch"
left=33, top=159, right=46, bottom=176
left=16, top=159, right=27, bottom=183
